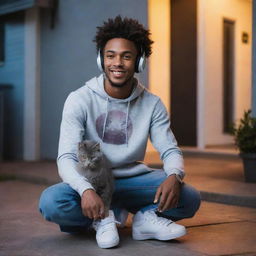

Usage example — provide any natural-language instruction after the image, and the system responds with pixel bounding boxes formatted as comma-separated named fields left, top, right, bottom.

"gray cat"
left=77, top=140, right=114, bottom=215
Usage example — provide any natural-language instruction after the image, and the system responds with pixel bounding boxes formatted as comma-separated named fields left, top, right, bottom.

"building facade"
left=0, top=0, right=254, bottom=160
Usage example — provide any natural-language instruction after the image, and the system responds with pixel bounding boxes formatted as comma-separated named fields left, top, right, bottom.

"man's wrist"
left=169, top=173, right=183, bottom=183
left=82, top=188, right=95, bottom=197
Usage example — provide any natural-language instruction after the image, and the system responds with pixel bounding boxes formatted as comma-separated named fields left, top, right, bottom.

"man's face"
left=103, top=38, right=138, bottom=88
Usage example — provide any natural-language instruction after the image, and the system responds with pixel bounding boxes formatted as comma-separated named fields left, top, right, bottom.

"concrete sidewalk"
left=0, top=152, right=256, bottom=255
left=0, top=180, right=256, bottom=256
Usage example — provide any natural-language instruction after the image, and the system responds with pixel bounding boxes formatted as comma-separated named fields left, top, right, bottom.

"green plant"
left=232, top=110, right=256, bottom=153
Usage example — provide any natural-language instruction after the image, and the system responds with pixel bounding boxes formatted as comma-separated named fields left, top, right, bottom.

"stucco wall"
left=200, top=0, right=252, bottom=145
left=40, top=0, right=148, bottom=159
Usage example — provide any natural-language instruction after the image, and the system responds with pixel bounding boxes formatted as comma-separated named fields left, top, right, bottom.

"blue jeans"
left=39, top=170, right=201, bottom=233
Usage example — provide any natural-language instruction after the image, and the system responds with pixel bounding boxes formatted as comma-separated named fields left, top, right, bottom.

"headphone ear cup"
left=135, top=54, right=146, bottom=73
left=97, top=51, right=104, bottom=72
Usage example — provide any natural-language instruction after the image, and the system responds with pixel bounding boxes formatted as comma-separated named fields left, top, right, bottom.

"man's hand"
left=154, top=175, right=181, bottom=212
left=81, top=189, right=105, bottom=220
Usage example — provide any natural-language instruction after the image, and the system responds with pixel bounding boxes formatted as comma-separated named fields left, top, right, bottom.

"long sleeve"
left=149, top=99, right=185, bottom=180
left=57, top=92, right=94, bottom=196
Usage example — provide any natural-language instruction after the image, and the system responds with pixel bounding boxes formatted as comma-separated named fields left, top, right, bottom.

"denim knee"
left=161, top=184, right=201, bottom=220
left=38, top=184, right=75, bottom=222
left=39, top=185, right=60, bottom=222
left=38, top=183, right=92, bottom=228
left=185, top=187, right=201, bottom=218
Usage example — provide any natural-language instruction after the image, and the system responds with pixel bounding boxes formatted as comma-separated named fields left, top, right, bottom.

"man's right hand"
left=81, top=189, right=105, bottom=220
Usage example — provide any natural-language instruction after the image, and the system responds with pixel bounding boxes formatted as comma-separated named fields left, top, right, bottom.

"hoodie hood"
left=85, top=74, right=145, bottom=145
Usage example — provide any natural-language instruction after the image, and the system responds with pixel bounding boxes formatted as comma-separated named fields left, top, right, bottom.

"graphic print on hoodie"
left=96, top=109, right=133, bottom=145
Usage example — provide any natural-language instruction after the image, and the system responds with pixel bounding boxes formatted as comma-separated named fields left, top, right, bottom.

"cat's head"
left=77, top=140, right=103, bottom=170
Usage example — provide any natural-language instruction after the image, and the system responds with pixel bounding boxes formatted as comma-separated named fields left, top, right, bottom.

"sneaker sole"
left=132, top=228, right=186, bottom=241
left=97, top=237, right=120, bottom=249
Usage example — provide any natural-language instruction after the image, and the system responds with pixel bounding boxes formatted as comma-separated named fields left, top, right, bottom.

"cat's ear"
left=94, top=142, right=100, bottom=151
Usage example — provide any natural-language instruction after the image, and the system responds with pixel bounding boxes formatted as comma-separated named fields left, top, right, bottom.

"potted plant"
left=232, top=110, right=256, bottom=182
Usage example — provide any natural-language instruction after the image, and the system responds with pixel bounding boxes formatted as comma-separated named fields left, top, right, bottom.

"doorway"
left=223, top=19, right=235, bottom=134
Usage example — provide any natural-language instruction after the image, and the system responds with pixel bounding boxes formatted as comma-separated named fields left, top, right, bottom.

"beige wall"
left=199, top=0, right=252, bottom=145
left=147, top=0, right=252, bottom=151
left=147, top=0, right=170, bottom=153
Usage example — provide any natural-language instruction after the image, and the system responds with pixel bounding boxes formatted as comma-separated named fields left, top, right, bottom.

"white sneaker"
left=132, top=210, right=186, bottom=241
left=92, top=210, right=119, bottom=248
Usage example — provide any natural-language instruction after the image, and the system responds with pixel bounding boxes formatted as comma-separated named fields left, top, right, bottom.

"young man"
left=39, top=16, right=201, bottom=249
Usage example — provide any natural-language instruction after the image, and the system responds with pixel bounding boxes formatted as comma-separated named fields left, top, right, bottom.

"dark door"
left=223, top=19, right=235, bottom=133
left=171, top=0, right=197, bottom=146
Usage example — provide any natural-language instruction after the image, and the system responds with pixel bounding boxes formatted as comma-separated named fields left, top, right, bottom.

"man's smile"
left=110, top=70, right=126, bottom=78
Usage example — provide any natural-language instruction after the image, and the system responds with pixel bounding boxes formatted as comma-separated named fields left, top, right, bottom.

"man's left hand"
left=154, top=174, right=181, bottom=212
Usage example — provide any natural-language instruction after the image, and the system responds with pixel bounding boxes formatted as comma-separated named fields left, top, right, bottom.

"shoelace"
left=93, top=217, right=120, bottom=234
left=145, top=211, right=173, bottom=226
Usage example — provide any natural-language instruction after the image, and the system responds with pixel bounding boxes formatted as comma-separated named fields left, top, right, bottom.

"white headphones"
left=97, top=50, right=104, bottom=73
left=97, top=50, right=146, bottom=73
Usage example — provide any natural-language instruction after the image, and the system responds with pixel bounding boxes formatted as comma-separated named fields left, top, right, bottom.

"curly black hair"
left=94, top=15, right=153, bottom=57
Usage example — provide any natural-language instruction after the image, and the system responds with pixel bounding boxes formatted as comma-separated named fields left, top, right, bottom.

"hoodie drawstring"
left=102, top=97, right=109, bottom=141
left=125, top=101, right=130, bottom=146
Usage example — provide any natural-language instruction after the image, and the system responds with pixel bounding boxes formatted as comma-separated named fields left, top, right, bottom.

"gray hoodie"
left=57, top=74, right=185, bottom=196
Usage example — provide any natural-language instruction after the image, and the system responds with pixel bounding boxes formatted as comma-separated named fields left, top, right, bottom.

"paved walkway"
left=0, top=152, right=256, bottom=255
